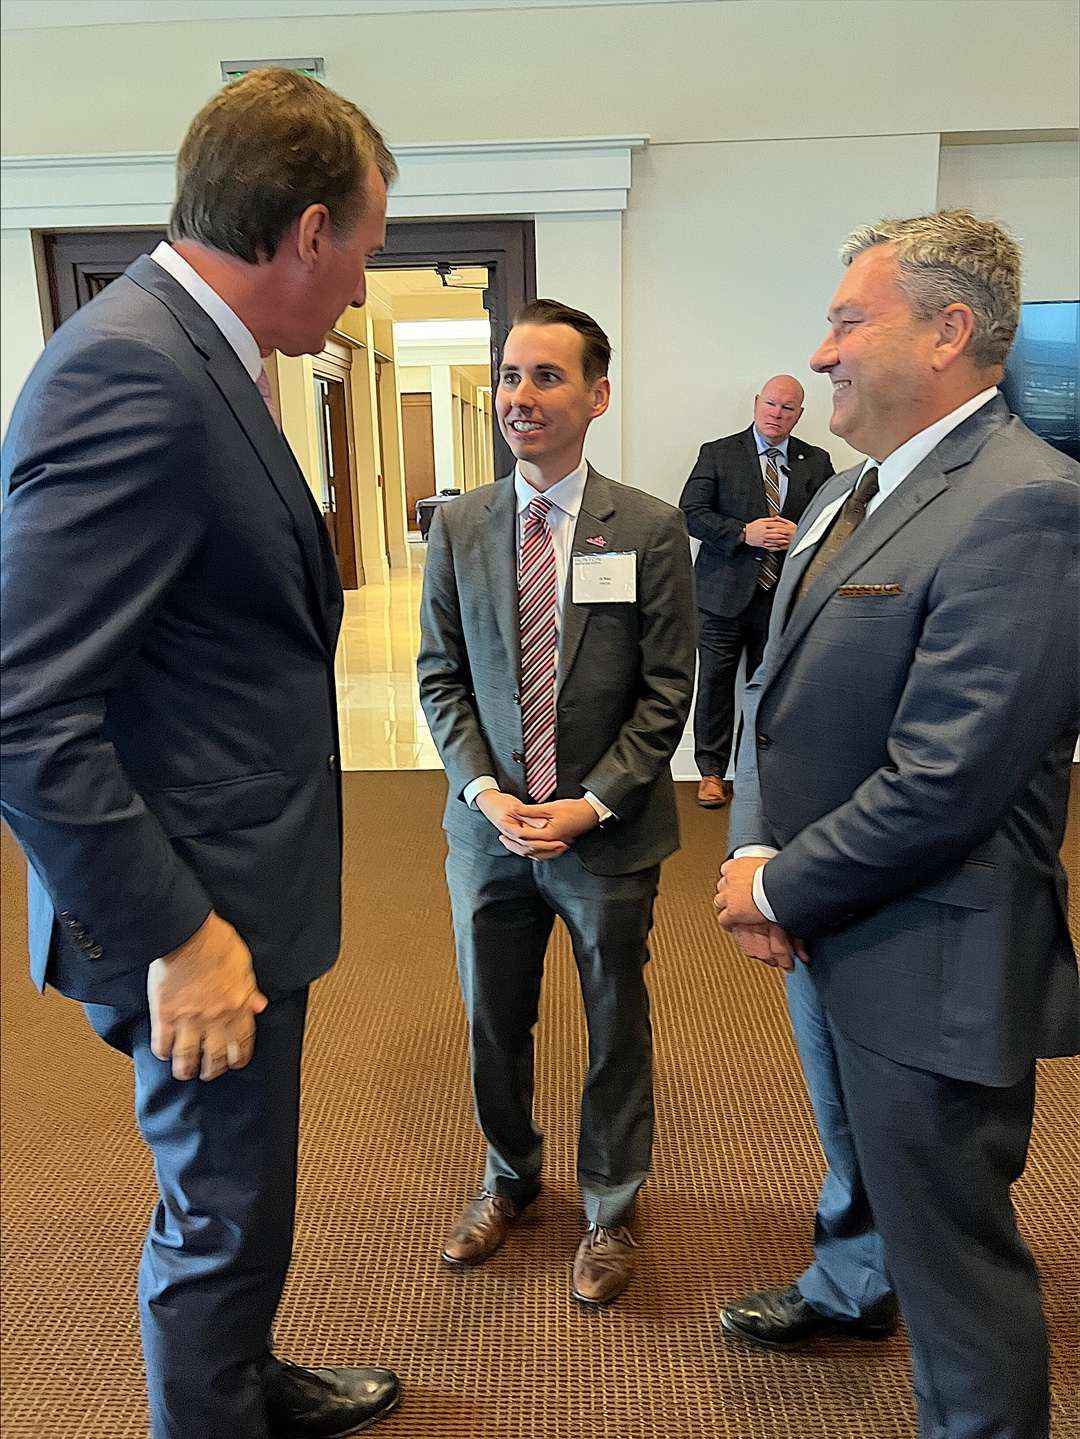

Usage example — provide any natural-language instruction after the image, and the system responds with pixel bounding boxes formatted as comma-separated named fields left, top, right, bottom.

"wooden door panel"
left=401, top=393, right=436, bottom=531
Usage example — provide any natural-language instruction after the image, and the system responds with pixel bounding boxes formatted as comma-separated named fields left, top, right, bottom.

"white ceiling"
left=0, top=0, right=727, bottom=31
left=373, top=266, right=488, bottom=296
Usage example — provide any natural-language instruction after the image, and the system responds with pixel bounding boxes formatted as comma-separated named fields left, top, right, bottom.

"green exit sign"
left=220, top=58, right=325, bottom=84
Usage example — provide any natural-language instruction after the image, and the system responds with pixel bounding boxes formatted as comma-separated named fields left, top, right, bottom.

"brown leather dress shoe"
left=697, top=775, right=728, bottom=808
left=441, top=1191, right=525, bottom=1269
left=571, top=1225, right=638, bottom=1307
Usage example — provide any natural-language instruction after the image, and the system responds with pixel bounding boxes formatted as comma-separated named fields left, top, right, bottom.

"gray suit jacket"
left=729, top=396, right=1079, bottom=1085
left=417, top=467, right=696, bottom=875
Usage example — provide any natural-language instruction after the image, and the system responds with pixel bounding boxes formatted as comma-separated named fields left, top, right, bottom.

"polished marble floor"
left=335, top=543, right=443, bottom=771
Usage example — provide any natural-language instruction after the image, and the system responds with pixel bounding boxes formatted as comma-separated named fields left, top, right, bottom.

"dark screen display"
left=1002, top=300, right=1080, bottom=461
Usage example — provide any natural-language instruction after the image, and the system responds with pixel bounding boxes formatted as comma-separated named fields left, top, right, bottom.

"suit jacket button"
left=328, top=754, right=337, bottom=772
left=512, top=692, right=520, bottom=704
left=756, top=733, right=772, bottom=748
left=512, top=751, right=524, bottom=763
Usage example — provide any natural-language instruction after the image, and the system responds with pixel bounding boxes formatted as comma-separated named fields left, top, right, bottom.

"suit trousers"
left=84, top=987, right=309, bottom=1439
left=828, top=1019, right=1047, bottom=1439
left=445, top=836, right=659, bottom=1227
left=693, top=585, right=773, bottom=778
left=786, top=962, right=892, bottom=1320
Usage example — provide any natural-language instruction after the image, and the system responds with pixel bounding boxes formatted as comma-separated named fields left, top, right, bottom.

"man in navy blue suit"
left=2, top=70, right=401, bottom=1439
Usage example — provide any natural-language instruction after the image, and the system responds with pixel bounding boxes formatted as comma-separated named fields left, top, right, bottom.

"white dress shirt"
left=753, top=428, right=790, bottom=510
left=463, top=458, right=613, bottom=821
left=741, top=387, right=999, bottom=922
left=149, top=241, right=263, bottom=383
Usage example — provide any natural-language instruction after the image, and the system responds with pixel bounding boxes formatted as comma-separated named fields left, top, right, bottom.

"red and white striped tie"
left=519, top=495, right=558, bottom=802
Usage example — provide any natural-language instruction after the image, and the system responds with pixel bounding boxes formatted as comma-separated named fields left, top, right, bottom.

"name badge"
left=572, top=551, right=637, bottom=604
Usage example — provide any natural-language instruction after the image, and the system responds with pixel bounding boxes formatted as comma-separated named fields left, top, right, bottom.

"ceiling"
left=372, top=267, right=487, bottom=296
left=1, top=0, right=723, bottom=30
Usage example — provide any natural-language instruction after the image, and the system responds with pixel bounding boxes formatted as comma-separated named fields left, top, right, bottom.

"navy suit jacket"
left=729, top=397, right=1079, bottom=1086
left=679, top=425, right=834, bottom=618
left=1, top=255, right=345, bottom=1005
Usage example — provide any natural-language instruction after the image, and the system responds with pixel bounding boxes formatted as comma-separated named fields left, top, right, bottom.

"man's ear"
left=295, top=204, right=333, bottom=272
left=591, top=376, right=612, bottom=420
left=931, top=303, right=977, bottom=372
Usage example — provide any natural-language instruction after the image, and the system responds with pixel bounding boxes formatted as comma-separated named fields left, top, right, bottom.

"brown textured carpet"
left=2, top=773, right=1078, bottom=1439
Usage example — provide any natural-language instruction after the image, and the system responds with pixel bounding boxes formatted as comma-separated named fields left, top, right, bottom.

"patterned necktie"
left=256, top=366, right=282, bottom=430
left=792, top=465, right=880, bottom=609
left=758, top=447, right=784, bottom=590
left=519, top=496, right=559, bottom=802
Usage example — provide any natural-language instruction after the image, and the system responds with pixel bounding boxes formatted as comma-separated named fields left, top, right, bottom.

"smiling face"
left=753, top=376, right=804, bottom=445
left=810, top=244, right=946, bottom=460
left=496, top=322, right=610, bottom=487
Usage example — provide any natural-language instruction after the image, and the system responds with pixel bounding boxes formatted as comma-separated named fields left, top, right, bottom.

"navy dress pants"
left=84, top=987, right=309, bottom=1439
left=829, top=1020, right=1047, bottom=1439
left=693, top=587, right=772, bottom=779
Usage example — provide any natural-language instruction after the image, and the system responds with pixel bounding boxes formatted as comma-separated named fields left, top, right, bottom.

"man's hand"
left=714, top=856, right=809, bottom=970
left=744, top=517, right=798, bottom=552
left=148, top=912, right=268, bottom=1082
left=475, top=789, right=570, bottom=860
left=515, top=798, right=601, bottom=850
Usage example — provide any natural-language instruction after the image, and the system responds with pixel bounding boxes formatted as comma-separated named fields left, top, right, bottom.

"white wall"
left=0, top=230, right=44, bottom=433
left=622, top=133, right=942, bottom=505
left=938, top=141, right=1080, bottom=302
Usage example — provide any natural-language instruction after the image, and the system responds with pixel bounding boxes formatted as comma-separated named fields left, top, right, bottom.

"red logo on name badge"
left=586, top=536, right=606, bottom=547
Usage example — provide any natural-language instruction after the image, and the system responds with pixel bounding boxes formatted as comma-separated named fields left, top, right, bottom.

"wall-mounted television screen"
left=1002, top=300, right=1079, bottom=461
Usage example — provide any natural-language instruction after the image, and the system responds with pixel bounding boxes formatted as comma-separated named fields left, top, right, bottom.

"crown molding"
left=1, top=135, right=648, bottom=229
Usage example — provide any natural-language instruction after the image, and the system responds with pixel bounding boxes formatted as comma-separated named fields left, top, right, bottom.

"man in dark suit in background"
left=1, top=71, right=401, bottom=1439
left=717, top=210, right=1078, bottom=1437
left=418, top=300, right=695, bottom=1308
left=680, top=378, right=834, bottom=808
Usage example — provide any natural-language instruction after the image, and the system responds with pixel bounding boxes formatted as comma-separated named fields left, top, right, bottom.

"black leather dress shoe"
left=720, top=1285, right=899, bottom=1350
left=265, top=1358, right=401, bottom=1437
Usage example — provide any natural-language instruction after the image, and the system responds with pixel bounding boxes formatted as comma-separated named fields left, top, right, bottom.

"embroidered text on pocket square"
left=837, top=583, right=904, bottom=596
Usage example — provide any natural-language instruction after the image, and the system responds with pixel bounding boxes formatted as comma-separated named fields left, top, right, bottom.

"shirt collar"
left=149, top=242, right=263, bottom=383
left=514, top=457, right=590, bottom=519
left=863, top=387, right=998, bottom=501
left=753, top=428, right=789, bottom=461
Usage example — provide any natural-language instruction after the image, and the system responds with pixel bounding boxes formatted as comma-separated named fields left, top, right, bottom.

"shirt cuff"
left=464, top=776, right=499, bottom=809
left=732, top=846, right=779, bottom=921
left=583, top=790, right=614, bottom=823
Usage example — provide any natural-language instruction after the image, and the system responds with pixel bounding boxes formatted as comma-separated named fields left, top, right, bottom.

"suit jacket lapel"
left=127, top=256, right=340, bottom=654
left=482, top=476, right=521, bottom=676
left=558, top=466, right=618, bottom=695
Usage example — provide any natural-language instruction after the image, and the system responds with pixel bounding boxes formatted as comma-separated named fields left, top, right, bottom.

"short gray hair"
left=839, top=209, right=1021, bottom=370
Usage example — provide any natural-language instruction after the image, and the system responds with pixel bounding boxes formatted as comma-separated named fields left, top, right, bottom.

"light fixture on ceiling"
left=434, top=261, right=487, bottom=291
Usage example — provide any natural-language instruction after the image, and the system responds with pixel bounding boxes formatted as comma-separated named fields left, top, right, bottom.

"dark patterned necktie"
left=792, top=466, right=880, bottom=608
left=758, top=448, right=783, bottom=591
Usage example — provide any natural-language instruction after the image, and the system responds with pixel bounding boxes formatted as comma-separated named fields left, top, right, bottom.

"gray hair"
left=839, top=209, right=1021, bottom=371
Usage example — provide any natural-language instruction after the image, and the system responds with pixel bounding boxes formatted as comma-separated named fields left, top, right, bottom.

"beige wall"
left=938, top=141, right=1080, bottom=302
left=622, top=133, right=941, bottom=502
left=1, top=2, right=1076, bottom=155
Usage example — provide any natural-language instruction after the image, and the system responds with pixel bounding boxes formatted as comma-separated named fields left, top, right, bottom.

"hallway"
left=335, top=548, right=440, bottom=773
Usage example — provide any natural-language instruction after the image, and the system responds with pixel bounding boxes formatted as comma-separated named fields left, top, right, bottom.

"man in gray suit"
left=418, top=299, right=695, bottom=1307
left=715, top=210, right=1078, bottom=1437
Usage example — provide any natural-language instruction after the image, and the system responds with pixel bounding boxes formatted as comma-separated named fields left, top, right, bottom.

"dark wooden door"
left=370, top=218, right=536, bottom=479
left=42, top=229, right=167, bottom=332
left=314, top=374, right=360, bottom=588
left=400, top=393, right=437, bottom=532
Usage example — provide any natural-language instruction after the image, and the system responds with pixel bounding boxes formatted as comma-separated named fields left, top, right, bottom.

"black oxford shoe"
left=720, top=1284, right=899, bottom=1350
left=265, top=1358, right=401, bottom=1436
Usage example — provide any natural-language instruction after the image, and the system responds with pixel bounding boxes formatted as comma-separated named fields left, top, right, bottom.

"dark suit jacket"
left=1, top=255, right=345, bottom=1005
left=729, top=396, right=1079, bottom=1086
left=417, top=468, right=696, bottom=875
left=680, top=426, right=834, bottom=618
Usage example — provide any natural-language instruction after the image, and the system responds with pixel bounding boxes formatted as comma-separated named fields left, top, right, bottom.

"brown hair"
left=512, top=298, right=611, bottom=384
left=169, top=68, right=397, bottom=264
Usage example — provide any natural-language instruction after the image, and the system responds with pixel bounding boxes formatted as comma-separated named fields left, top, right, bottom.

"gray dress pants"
left=446, top=836, right=659, bottom=1227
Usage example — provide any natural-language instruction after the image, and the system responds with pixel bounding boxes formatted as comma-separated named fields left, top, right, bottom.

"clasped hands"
left=744, top=516, right=797, bottom=552
left=714, top=856, right=809, bottom=973
left=476, top=789, right=600, bottom=859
